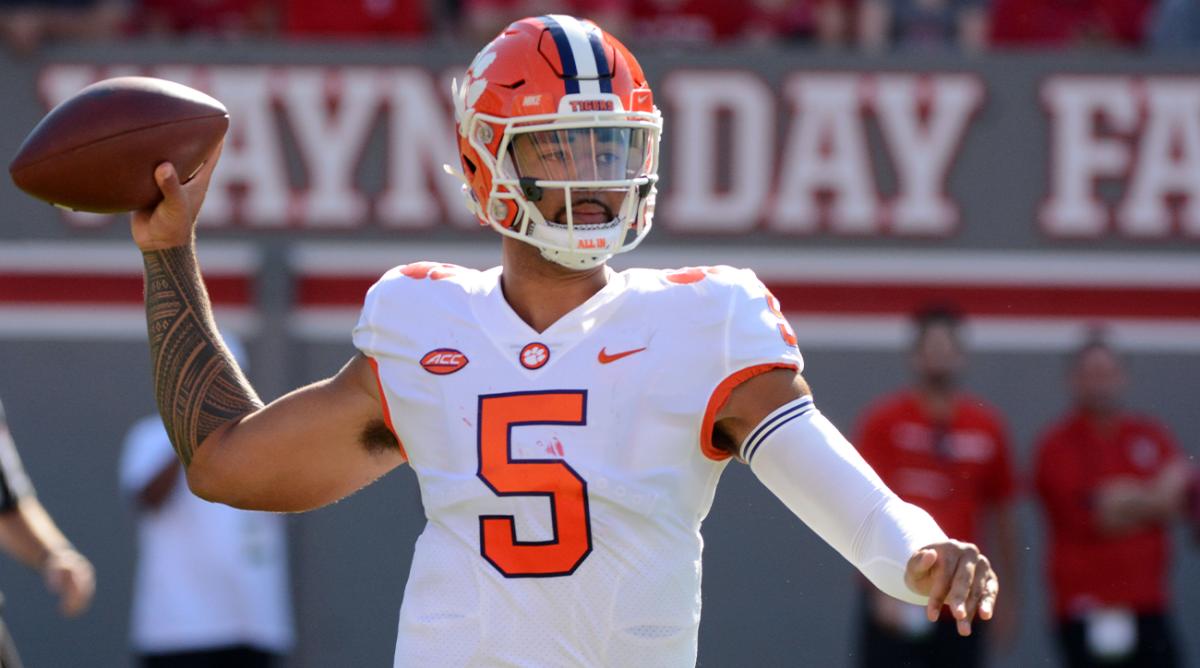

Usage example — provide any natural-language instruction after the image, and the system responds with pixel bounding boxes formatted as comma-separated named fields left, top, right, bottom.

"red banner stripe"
left=295, top=276, right=374, bottom=306
left=0, top=274, right=252, bottom=305
left=767, top=284, right=1200, bottom=319
left=295, top=276, right=1200, bottom=320
left=3, top=274, right=1197, bottom=320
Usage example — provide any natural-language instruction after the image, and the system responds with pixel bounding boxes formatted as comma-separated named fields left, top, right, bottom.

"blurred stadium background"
left=0, top=0, right=1198, bottom=665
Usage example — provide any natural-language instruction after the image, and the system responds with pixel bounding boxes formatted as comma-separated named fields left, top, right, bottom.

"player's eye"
left=596, top=149, right=620, bottom=166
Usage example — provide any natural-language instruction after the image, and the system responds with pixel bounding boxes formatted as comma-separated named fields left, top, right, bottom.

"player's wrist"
left=137, top=234, right=196, bottom=254
left=36, top=545, right=78, bottom=572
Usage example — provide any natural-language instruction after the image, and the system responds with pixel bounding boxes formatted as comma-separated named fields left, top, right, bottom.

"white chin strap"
left=527, top=217, right=624, bottom=270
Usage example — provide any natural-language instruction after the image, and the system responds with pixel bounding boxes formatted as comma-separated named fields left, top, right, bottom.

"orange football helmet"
left=449, top=15, right=662, bottom=269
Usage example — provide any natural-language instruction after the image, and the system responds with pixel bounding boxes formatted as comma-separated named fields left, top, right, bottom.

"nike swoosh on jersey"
left=597, top=346, right=647, bottom=364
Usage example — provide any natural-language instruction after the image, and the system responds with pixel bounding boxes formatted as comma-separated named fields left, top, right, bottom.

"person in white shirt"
left=119, top=333, right=293, bottom=668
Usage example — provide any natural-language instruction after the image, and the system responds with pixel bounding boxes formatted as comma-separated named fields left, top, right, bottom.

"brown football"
left=9, top=76, right=228, bottom=214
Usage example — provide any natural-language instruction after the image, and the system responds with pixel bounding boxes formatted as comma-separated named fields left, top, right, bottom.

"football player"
left=130, top=15, right=998, bottom=666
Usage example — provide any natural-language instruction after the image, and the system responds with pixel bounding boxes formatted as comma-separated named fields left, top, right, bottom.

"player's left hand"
left=42, top=548, right=95, bottom=617
left=904, top=540, right=997, bottom=637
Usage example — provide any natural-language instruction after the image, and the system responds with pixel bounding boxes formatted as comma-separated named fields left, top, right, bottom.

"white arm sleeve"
left=742, top=397, right=948, bottom=605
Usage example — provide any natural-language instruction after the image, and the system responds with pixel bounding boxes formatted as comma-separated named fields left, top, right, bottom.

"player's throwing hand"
left=905, top=540, right=998, bottom=637
left=130, top=141, right=223, bottom=252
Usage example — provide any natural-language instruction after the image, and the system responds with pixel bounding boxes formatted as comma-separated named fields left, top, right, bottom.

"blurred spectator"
left=459, top=4, right=821, bottom=49
left=740, top=0, right=820, bottom=45
left=858, top=0, right=989, bottom=51
left=132, top=0, right=276, bottom=38
left=120, top=334, right=293, bottom=668
left=853, top=307, right=1019, bottom=668
left=1149, top=0, right=1200, bottom=50
left=0, top=0, right=125, bottom=54
left=0, top=397, right=96, bottom=668
left=1034, top=335, right=1193, bottom=668
left=628, top=0, right=816, bottom=45
left=629, top=0, right=748, bottom=44
left=989, top=0, right=1153, bottom=48
left=461, top=1, right=630, bottom=45
left=813, top=0, right=859, bottom=47
left=284, top=0, right=430, bottom=40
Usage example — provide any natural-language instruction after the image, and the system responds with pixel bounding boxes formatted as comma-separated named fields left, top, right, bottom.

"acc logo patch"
left=421, top=348, right=469, bottom=375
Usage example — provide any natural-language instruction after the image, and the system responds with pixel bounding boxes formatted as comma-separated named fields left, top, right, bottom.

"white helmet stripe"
left=547, top=14, right=602, bottom=96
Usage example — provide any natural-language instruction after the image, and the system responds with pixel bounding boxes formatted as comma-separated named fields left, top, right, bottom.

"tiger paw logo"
left=420, top=348, right=469, bottom=375
left=519, top=342, right=550, bottom=370
left=454, top=39, right=497, bottom=121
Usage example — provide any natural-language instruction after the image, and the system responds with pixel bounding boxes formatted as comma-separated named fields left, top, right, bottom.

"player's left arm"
left=0, top=420, right=95, bottom=617
left=714, top=369, right=998, bottom=636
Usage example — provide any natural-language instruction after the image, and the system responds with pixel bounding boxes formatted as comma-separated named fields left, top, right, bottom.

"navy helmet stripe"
left=586, top=29, right=612, bottom=94
left=541, top=16, right=581, bottom=95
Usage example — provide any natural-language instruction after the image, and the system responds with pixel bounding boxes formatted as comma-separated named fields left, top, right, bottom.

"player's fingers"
left=965, top=558, right=993, bottom=620
left=925, top=550, right=959, bottom=622
left=62, top=568, right=92, bottom=616
left=184, top=140, right=223, bottom=190
left=66, top=589, right=87, bottom=617
left=154, top=162, right=183, bottom=200
left=978, top=569, right=999, bottom=621
left=908, top=548, right=938, bottom=577
left=59, top=578, right=78, bottom=615
left=946, top=552, right=978, bottom=621
left=179, top=140, right=222, bottom=215
left=904, top=548, right=937, bottom=594
left=955, top=563, right=990, bottom=637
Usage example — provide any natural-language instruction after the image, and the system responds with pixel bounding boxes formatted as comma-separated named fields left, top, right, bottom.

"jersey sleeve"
left=700, top=268, right=806, bottom=461
left=725, top=269, right=805, bottom=373
left=352, top=267, right=403, bottom=362
left=352, top=266, right=437, bottom=462
left=352, top=262, right=468, bottom=361
left=0, top=403, right=35, bottom=512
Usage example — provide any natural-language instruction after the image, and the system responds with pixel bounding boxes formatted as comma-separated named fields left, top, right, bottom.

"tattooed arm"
left=143, top=245, right=260, bottom=467
left=133, top=149, right=405, bottom=512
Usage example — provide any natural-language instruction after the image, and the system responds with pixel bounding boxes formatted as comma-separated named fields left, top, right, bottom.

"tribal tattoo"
left=143, top=247, right=261, bottom=467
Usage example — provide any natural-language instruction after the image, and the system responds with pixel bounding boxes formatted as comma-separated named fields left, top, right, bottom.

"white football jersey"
left=353, top=262, right=803, bottom=667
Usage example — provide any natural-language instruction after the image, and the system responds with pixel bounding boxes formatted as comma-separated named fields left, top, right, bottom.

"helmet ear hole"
left=462, top=155, right=477, bottom=176
left=489, top=198, right=518, bottom=227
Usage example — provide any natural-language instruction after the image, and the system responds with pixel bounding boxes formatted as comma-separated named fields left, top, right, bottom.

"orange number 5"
left=477, top=391, right=591, bottom=578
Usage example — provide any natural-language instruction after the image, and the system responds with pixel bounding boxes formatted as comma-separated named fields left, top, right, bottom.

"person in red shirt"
left=460, top=0, right=632, bottom=45
left=134, top=0, right=276, bottom=38
left=1035, top=335, right=1193, bottom=668
left=989, top=0, right=1153, bottom=48
left=854, top=307, right=1019, bottom=668
left=283, top=0, right=430, bottom=40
